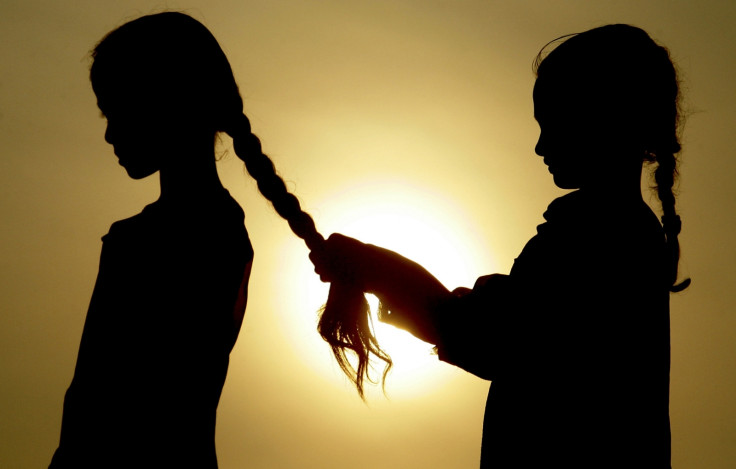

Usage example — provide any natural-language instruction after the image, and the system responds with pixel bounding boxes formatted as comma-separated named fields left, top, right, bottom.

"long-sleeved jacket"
left=438, top=190, right=671, bottom=468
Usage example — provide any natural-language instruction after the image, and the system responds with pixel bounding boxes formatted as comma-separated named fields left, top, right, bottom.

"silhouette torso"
left=50, top=189, right=252, bottom=468
left=439, top=190, right=671, bottom=468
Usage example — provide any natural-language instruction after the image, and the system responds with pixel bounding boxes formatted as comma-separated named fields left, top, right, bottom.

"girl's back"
left=52, top=190, right=252, bottom=467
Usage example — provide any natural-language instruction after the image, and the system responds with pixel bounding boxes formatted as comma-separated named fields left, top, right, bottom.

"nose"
left=535, top=131, right=545, bottom=157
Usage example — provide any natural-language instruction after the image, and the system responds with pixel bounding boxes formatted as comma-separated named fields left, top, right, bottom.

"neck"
left=158, top=136, right=224, bottom=204
left=581, top=153, right=644, bottom=203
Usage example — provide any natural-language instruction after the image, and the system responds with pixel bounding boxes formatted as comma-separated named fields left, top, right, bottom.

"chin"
left=123, top=166, right=158, bottom=180
left=552, top=174, right=580, bottom=190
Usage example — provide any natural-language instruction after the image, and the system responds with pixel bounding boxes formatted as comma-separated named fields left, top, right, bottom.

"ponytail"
left=226, top=114, right=391, bottom=399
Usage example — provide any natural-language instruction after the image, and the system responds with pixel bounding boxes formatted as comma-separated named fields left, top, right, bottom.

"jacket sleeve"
left=435, top=273, right=517, bottom=381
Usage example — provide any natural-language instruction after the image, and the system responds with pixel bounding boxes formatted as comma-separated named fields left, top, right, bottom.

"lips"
left=113, top=147, right=126, bottom=164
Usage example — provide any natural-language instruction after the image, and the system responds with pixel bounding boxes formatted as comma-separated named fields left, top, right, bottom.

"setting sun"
left=306, top=177, right=496, bottom=398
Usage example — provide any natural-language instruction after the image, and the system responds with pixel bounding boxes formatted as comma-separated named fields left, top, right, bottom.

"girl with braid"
left=311, top=24, right=689, bottom=468
left=50, top=12, right=353, bottom=468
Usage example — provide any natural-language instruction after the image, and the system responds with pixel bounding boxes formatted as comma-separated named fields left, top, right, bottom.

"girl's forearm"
left=360, top=243, right=453, bottom=344
left=313, top=233, right=454, bottom=344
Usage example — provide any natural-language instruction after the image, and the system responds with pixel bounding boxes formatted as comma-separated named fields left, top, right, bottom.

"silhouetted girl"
left=311, top=24, right=688, bottom=468
left=50, top=12, right=336, bottom=468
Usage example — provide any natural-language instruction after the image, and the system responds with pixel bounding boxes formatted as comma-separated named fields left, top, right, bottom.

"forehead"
left=93, top=64, right=172, bottom=113
left=93, top=79, right=140, bottom=113
left=533, top=75, right=602, bottom=118
left=533, top=78, right=570, bottom=114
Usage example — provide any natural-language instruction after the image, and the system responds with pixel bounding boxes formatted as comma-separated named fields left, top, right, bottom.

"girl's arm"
left=311, top=233, right=454, bottom=344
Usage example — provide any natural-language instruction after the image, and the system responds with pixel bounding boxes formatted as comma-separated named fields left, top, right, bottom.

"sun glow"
left=309, top=178, right=495, bottom=398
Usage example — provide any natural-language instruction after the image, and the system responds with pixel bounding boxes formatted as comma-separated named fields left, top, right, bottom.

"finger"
left=326, top=232, right=349, bottom=243
left=452, top=286, right=472, bottom=296
left=308, top=251, right=321, bottom=266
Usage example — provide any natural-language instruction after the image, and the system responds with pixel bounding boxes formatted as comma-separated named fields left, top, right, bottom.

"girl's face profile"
left=533, top=76, right=616, bottom=191
left=95, top=79, right=177, bottom=180
left=99, top=103, right=161, bottom=179
left=533, top=79, right=589, bottom=190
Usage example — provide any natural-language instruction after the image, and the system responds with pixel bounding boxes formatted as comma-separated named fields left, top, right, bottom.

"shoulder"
left=102, top=207, right=155, bottom=244
left=512, top=190, right=666, bottom=278
left=101, top=192, right=251, bottom=254
left=539, top=190, right=664, bottom=241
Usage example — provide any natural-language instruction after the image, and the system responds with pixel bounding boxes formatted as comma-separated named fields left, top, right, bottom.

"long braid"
left=227, top=113, right=392, bottom=399
left=650, top=41, right=690, bottom=293
left=91, top=10, right=389, bottom=401
left=229, top=115, right=323, bottom=250
left=654, top=149, right=690, bottom=292
left=536, top=25, right=690, bottom=293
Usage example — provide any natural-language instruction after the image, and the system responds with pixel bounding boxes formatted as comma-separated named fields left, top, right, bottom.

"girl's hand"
left=311, top=233, right=453, bottom=344
left=309, top=233, right=372, bottom=286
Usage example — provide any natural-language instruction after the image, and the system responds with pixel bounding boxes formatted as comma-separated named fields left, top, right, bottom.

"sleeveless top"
left=50, top=189, right=253, bottom=468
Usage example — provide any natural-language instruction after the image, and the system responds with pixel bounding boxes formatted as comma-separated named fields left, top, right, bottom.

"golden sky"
left=1, top=1, right=735, bottom=467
